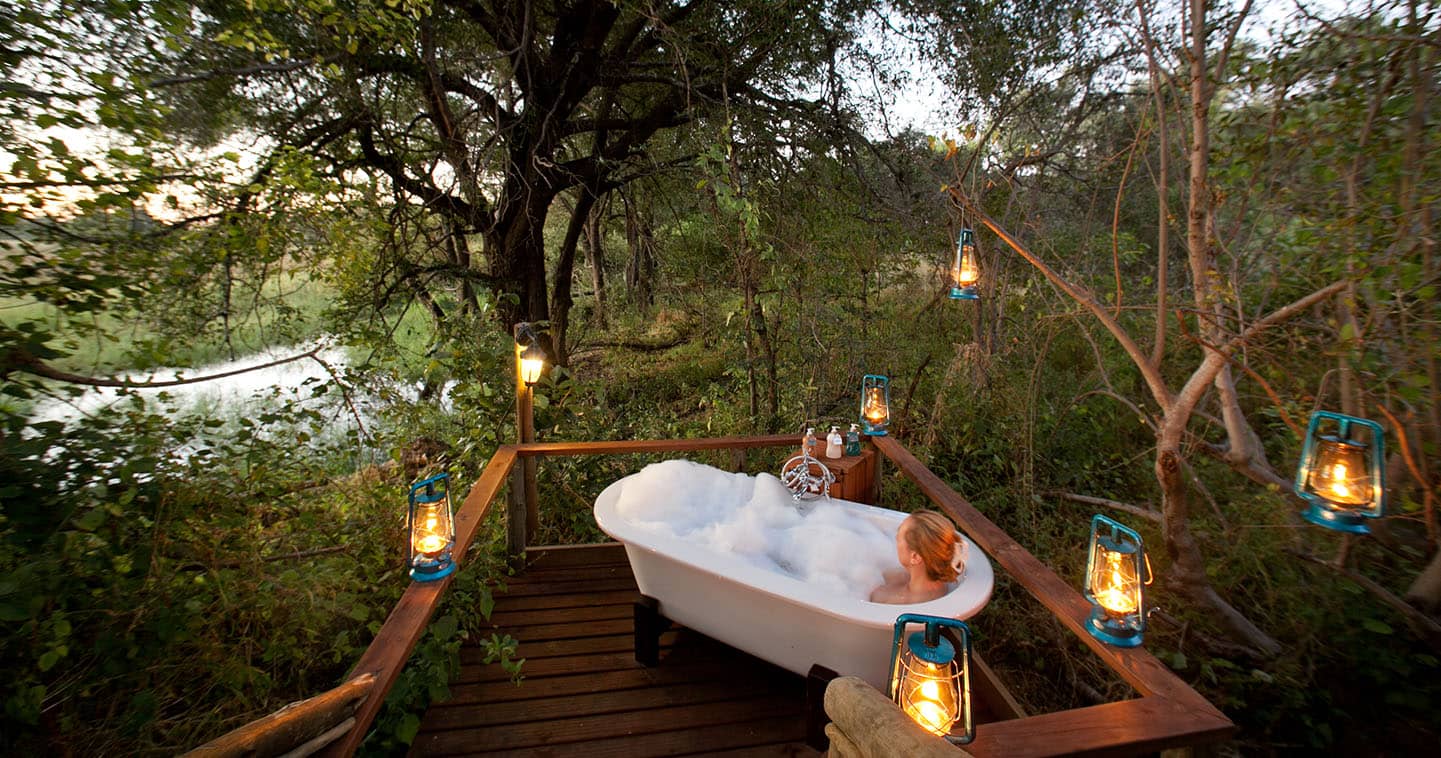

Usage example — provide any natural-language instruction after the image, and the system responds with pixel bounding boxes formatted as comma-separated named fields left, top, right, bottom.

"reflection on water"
left=24, top=338, right=445, bottom=468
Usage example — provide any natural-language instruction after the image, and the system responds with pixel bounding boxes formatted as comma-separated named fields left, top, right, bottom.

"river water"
left=25, top=338, right=408, bottom=467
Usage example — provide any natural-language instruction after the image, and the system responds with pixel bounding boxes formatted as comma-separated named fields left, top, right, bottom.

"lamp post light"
left=948, top=228, right=980, bottom=301
left=513, top=322, right=547, bottom=546
left=407, top=473, right=456, bottom=582
left=888, top=614, right=973, bottom=744
left=1294, top=411, right=1386, bottom=534
left=860, top=374, right=891, bottom=436
left=1083, top=514, right=1152, bottom=648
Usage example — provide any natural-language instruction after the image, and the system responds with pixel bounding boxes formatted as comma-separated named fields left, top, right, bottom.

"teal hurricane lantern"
left=408, top=473, right=457, bottom=582
left=860, top=375, right=891, bottom=436
left=888, top=614, right=973, bottom=744
left=948, top=228, right=980, bottom=301
left=1084, top=515, right=1152, bottom=648
left=1294, top=411, right=1386, bottom=534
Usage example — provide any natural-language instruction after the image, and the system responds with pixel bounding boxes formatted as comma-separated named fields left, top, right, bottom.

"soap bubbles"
left=609, top=460, right=897, bottom=600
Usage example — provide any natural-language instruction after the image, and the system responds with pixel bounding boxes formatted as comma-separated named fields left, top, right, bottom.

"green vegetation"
left=2, top=0, right=1439, bottom=755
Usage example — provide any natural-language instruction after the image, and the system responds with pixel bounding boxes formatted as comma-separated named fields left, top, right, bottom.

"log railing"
left=204, top=434, right=1230, bottom=757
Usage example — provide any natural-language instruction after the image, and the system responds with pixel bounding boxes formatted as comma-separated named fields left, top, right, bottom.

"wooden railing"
left=203, top=433, right=1231, bottom=757
left=869, top=435, right=1234, bottom=755
left=320, top=434, right=802, bottom=757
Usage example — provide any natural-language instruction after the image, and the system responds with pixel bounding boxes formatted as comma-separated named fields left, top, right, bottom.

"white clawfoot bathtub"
left=594, top=467, right=994, bottom=691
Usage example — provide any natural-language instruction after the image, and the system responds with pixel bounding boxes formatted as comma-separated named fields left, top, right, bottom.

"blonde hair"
left=903, top=510, right=959, bottom=582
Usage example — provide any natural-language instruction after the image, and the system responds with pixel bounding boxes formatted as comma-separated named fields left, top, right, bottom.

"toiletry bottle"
left=826, top=426, right=843, bottom=459
left=845, top=423, right=861, bottom=456
left=803, top=427, right=817, bottom=457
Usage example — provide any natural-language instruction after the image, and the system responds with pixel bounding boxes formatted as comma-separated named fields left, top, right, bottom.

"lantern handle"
left=1141, top=552, right=1153, bottom=586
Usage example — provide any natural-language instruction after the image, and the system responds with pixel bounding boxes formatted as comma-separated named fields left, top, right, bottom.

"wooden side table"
left=816, top=445, right=877, bottom=504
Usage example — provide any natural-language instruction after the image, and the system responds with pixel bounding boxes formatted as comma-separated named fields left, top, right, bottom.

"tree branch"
left=6, top=346, right=322, bottom=389
left=1044, top=491, right=1163, bottom=523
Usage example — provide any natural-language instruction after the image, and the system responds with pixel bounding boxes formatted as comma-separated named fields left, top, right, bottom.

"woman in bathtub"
left=870, top=510, right=961, bottom=604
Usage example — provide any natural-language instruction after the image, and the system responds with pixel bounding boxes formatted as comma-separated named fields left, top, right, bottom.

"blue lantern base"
left=410, top=559, right=457, bottom=582
left=1301, top=503, right=1371, bottom=534
left=1087, top=610, right=1143, bottom=647
left=862, top=427, right=888, bottom=437
left=949, top=286, right=979, bottom=300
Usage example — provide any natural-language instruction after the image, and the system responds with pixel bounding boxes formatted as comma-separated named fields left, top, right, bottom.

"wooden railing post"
left=513, top=325, right=540, bottom=543
left=507, top=460, right=526, bottom=562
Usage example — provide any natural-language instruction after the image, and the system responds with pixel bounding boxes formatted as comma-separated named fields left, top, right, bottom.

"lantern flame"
left=903, top=664, right=957, bottom=737
left=953, top=245, right=979, bottom=286
left=412, top=503, right=451, bottom=557
left=1306, top=438, right=1371, bottom=507
left=863, top=387, right=889, bottom=424
left=1093, top=550, right=1139, bottom=616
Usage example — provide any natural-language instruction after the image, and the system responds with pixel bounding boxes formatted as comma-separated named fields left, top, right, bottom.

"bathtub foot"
left=633, top=594, right=670, bottom=666
left=805, top=663, right=840, bottom=752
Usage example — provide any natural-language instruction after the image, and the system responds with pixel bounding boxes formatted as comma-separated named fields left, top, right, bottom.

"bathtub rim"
left=593, top=470, right=994, bottom=628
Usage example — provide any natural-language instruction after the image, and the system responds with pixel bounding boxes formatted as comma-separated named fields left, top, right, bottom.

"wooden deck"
left=410, top=543, right=820, bottom=757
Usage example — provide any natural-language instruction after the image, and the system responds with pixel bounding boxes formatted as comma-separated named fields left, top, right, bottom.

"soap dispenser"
left=826, top=426, right=843, bottom=459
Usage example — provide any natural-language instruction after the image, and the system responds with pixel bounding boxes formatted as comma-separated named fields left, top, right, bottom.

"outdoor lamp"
left=519, top=342, right=546, bottom=386
left=1295, top=411, right=1386, bottom=534
left=948, top=228, right=980, bottom=301
left=408, top=473, right=457, bottom=582
left=1083, top=514, right=1152, bottom=647
left=861, top=374, right=891, bottom=436
left=888, top=614, right=973, bottom=744
left=515, top=322, right=547, bottom=386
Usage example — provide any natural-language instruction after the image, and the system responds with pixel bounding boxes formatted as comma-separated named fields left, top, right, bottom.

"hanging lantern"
left=408, top=473, right=457, bottom=582
left=515, top=322, right=548, bottom=386
left=860, top=374, right=891, bottom=436
left=888, top=614, right=973, bottom=745
left=948, top=228, right=980, bottom=301
left=1083, top=514, right=1152, bottom=647
left=1294, top=411, right=1386, bottom=534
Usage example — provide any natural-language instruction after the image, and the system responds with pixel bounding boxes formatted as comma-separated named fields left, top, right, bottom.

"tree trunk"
left=489, top=183, right=557, bottom=331
left=549, top=189, right=597, bottom=368
left=623, top=191, right=655, bottom=312
left=1158, top=432, right=1283, bottom=656
left=584, top=194, right=609, bottom=330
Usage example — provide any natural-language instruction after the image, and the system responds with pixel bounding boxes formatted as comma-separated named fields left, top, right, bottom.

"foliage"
left=2, top=0, right=1440, bottom=755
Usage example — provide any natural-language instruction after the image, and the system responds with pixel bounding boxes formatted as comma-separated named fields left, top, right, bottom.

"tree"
left=142, top=0, right=878, bottom=360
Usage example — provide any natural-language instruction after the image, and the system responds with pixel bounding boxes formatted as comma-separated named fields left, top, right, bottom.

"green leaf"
left=1361, top=618, right=1393, bottom=635
left=0, top=603, right=30, bottom=622
left=431, top=613, right=458, bottom=642
left=478, top=591, right=495, bottom=621
left=73, top=508, right=107, bottom=531
left=395, top=712, right=420, bottom=744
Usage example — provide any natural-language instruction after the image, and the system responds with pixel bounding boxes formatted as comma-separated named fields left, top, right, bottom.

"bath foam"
left=610, top=460, right=900, bottom=601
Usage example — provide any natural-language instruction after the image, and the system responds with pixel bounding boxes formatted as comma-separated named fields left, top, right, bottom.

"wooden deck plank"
left=523, top=542, right=628, bottom=570
left=486, top=575, right=638, bottom=597
left=506, top=562, right=635, bottom=584
left=471, top=617, right=635, bottom=641
left=456, top=651, right=649, bottom=683
left=483, top=602, right=633, bottom=628
left=477, top=588, right=637, bottom=613
left=690, top=745, right=822, bottom=758
left=456, top=632, right=733, bottom=681
left=451, top=716, right=812, bottom=758
left=460, top=630, right=682, bottom=662
left=420, top=677, right=784, bottom=730
left=412, top=697, right=806, bottom=754
left=444, top=658, right=764, bottom=705
left=417, top=544, right=816, bottom=757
